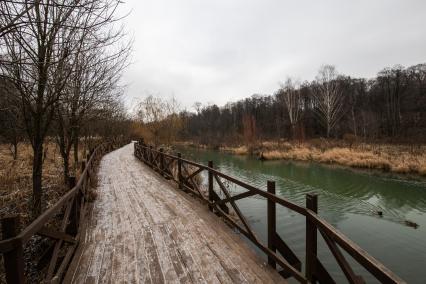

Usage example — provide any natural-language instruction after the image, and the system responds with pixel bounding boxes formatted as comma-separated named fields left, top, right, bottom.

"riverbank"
left=176, top=140, right=426, bottom=177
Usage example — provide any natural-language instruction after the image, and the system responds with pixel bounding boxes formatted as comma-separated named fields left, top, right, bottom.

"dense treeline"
left=180, top=64, right=426, bottom=145
left=0, top=0, right=131, bottom=216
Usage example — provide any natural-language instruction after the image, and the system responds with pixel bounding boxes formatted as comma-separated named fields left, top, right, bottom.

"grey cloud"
left=119, top=0, right=426, bottom=109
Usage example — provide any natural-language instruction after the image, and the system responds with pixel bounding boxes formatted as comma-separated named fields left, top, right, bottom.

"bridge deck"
left=64, top=144, right=286, bottom=283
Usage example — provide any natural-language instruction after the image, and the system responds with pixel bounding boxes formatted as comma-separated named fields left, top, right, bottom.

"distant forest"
left=179, top=64, right=426, bottom=145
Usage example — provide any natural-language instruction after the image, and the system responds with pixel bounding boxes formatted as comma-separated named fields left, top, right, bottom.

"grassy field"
left=0, top=141, right=85, bottom=227
left=180, top=140, right=426, bottom=177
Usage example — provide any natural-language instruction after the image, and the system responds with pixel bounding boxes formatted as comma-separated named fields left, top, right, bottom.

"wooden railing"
left=0, top=139, right=127, bottom=284
left=134, top=140, right=405, bottom=284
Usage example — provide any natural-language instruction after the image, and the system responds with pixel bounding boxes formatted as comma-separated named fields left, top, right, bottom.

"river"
left=175, top=146, right=426, bottom=283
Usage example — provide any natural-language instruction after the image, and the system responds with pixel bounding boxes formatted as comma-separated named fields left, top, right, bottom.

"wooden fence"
left=134, top=140, right=405, bottom=284
left=0, top=139, right=127, bottom=284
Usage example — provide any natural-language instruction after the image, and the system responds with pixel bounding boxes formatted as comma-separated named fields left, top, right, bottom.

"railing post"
left=177, top=153, right=183, bottom=189
left=140, top=145, right=144, bottom=161
left=67, top=176, right=79, bottom=235
left=267, top=180, right=276, bottom=269
left=1, top=216, right=25, bottom=284
left=208, top=161, right=214, bottom=211
left=306, top=193, right=318, bottom=283
left=81, top=160, right=86, bottom=173
left=159, top=148, right=164, bottom=174
left=81, top=160, right=87, bottom=193
left=68, top=176, right=76, bottom=188
left=149, top=146, right=153, bottom=166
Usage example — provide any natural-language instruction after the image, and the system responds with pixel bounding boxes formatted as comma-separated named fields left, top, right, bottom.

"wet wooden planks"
left=64, top=143, right=286, bottom=284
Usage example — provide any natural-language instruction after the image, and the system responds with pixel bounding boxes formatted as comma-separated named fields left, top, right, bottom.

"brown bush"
left=343, top=133, right=358, bottom=148
left=309, top=138, right=328, bottom=151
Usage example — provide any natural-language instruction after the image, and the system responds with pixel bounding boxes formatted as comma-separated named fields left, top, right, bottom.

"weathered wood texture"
left=64, top=143, right=286, bottom=284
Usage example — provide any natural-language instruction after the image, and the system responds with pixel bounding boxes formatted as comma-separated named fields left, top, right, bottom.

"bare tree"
left=0, top=2, right=35, bottom=37
left=193, top=101, right=202, bottom=114
left=137, top=96, right=183, bottom=146
left=163, top=97, right=183, bottom=145
left=376, top=66, right=407, bottom=137
left=0, top=0, right=128, bottom=216
left=54, top=11, right=131, bottom=183
left=313, top=65, right=344, bottom=138
left=0, top=1, right=82, bottom=215
left=242, top=114, right=256, bottom=144
left=0, top=77, right=24, bottom=159
left=280, top=78, right=301, bottom=139
left=137, top=96, right=167, bottom=146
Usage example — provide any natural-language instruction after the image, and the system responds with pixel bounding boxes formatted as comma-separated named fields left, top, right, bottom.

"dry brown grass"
left=0, top=141, right=95, bottom=283
left=175, top=141, right=210, bottom=149
left=420, top=164, right=426, bottom=176
left=0, top=141, right=86, bottom=227
left=221, top=145, right=249, bottom=155
left=224, top=140, right=426, bottom=176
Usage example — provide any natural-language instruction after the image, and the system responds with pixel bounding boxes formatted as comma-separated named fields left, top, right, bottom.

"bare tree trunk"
left=73, top=130, right=79, bottom=164
left=325, top=115, right=331, bottom=138
left=280, top=78, right=301, bottom=140
left=291, top=124, right=296, bottom=140
left=351, top=108, right=357, bottom=136
left=313, top=65, right=343, bottom=138
left=59, top=144, right=72, bottom=184
left=11, top=136, right=18, bottom=160
left=62, top=154, right=69, bottom=184
left=13, top=143, right=18, bottom=160
left=32, top=139, right=43, bottom=217
left=58, top=131, right=71, bottom=184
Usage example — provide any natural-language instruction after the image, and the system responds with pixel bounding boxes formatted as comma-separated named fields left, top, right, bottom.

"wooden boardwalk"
left=64, top=144, right=286, bottom=283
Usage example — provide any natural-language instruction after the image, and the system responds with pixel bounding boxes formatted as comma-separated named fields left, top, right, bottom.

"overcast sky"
left=119, top=0, right=426, bottom=110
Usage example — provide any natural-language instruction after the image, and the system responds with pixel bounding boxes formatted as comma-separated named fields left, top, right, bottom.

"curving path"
left=64, top=143, right=286, bottom=283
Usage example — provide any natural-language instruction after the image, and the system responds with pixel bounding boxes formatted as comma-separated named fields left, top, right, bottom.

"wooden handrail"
left=139, top=144, right=309, bottom=215
left=0, top=138, right=128, bottom=283
left=134, top=141, right=406, bottom=284
left=307, top=210, right=403, bottom=283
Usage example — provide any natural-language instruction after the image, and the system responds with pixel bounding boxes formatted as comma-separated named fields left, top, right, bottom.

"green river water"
left=176, top=146, right=426, bottom=283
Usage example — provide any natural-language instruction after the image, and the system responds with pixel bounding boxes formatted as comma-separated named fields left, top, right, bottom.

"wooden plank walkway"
left=64, top=144, right=286, bottom=283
